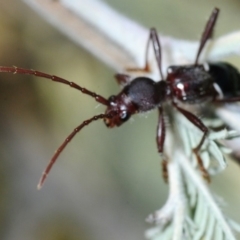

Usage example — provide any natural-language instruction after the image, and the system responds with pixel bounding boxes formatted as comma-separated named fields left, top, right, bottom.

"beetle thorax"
left=167, top=64, right=217, bottom=103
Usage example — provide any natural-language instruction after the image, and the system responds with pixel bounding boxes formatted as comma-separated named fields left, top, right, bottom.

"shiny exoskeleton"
left=0, top=8, right=238, bottom=188
left=209, top=62, right=240, bottom=97
left=104, top=8, right=240, bottom=182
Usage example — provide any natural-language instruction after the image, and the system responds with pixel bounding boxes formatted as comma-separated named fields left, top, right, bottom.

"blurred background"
left=0, top=0, right=240, bottom=239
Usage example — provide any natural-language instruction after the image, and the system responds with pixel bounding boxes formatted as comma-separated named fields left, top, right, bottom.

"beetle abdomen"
left=208, top=62, right=240, bottom=97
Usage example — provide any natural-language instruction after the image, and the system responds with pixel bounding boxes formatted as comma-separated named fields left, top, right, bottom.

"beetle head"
left=104, top=93, right=138, bottom=128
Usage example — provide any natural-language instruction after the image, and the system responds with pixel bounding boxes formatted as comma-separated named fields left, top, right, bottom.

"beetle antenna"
left=37, top=112, right=117, bottom=189
left=0, top=66, right=109, bottom=106
left=195, top=8, right=219, bottom=65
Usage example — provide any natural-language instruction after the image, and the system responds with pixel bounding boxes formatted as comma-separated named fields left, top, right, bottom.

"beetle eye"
left=108, top=95, right=117, bottom=106
left=108, top=95, right=116, bottom=102
left=120, top=110, right=129, bottom=121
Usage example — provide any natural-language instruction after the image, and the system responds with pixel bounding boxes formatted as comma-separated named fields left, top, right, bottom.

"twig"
left=23, top=0, right=240, bottom=77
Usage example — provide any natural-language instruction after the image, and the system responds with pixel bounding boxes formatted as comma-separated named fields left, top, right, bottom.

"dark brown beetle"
left=0, top=8, right=239, bottom=188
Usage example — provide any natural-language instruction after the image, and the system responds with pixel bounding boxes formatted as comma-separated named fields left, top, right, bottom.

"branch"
left=146, top=113, right=240, bottom=240
left=23, top=0, right=240, bottom=77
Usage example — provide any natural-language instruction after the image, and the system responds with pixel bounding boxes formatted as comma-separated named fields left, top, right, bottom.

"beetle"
left=0, top=8, right=239, bottom=188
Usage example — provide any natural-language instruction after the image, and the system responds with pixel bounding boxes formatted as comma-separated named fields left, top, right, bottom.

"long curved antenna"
left=37, top=112, right=116, bottom=189
left=195, top=8, right=219, bottom=65
left=0, top=66, right=109, bottom=106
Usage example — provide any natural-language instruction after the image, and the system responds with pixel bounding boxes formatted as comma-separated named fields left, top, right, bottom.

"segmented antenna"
left=37, top=112, right=116, bottom=189
left=0, top=66, right=109, bottom=106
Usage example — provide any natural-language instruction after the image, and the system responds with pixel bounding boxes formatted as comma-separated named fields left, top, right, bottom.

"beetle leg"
left=172, top=102, right=210, bottom=182
left=156, top=106, right=168, bottom=182
left=127, top=28, right=164, bottom=79
left=114, top=73, right=132, bottom=87
left=195, top=8, right=219, bottom=64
